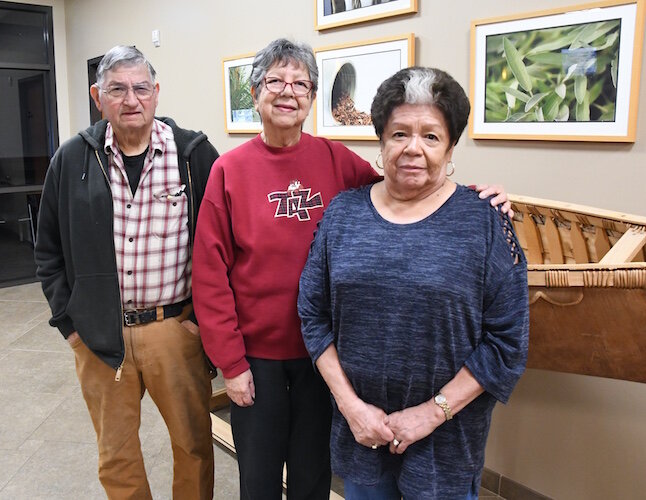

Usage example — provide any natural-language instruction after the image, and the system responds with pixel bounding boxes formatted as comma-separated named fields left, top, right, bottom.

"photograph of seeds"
left=315, top=34, right=413, bottom=140
left=485, top=19, right=621, bottom=123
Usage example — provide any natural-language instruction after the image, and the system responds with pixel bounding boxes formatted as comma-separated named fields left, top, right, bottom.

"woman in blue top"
left=298, top=67, right=529, bottom=499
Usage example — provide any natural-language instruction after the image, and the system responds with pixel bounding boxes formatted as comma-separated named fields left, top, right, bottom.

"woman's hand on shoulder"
left=384, top=401, right=444, bottom=454
left=224, top=369, right=256, bottom=407
left=341, top=398, right=394, bottom=449
left=475, top=184, right=514, bottom=218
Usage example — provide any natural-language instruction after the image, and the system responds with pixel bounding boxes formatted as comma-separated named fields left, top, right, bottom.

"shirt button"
left=129, top=237, right=134, bottom=242
left=127, top=270, right=133, bottom=275
left=127, top=204, right=132, bottom=209
left=173, top=202, right=177, bottom=207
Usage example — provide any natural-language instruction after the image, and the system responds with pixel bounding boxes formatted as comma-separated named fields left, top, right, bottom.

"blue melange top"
left=298, top=183, right=529, bottom=498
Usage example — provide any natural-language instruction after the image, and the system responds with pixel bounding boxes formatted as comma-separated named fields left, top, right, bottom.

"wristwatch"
left=433, top=392, right=453, bottom=421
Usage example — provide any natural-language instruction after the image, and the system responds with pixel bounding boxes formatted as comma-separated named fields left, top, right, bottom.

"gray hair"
left=370, top=67, right=470, bottom=147
left=96, top=45, right=157, bottom=87
left=250, top=39, right=318, bottom=94
left=404, top=70, right=439, bottom=104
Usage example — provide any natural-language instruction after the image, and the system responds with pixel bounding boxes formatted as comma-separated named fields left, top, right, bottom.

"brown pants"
left=71, top=307, right=214, bottom=500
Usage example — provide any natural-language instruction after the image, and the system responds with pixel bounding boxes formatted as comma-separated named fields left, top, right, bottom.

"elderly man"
left=35, top=45, right=218, bottom=499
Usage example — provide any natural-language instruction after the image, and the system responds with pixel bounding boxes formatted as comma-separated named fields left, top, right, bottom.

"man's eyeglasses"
left=263, top=77, right=313, bottom=96
left=100, top=84, right=155, bottom=100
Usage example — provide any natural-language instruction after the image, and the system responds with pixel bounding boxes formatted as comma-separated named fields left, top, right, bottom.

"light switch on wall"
left=152, top=29, right=160, bottom=47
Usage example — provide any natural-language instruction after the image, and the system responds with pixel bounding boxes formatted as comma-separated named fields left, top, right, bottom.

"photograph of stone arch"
left=314, top=34, right=414, bottom=140
left=315, top=0, right=417, bottom=30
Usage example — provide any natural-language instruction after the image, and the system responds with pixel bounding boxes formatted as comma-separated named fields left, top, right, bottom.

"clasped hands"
left=343, top=398, right=442, bottom=455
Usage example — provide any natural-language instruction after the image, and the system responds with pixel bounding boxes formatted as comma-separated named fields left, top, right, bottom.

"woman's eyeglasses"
left=263, top=77, right=313, bottom=96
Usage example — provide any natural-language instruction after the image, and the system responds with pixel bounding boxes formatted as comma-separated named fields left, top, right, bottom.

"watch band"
left=434, top=392, right=453, bottom=421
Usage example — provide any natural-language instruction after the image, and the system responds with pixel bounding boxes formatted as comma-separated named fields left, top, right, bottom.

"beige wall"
left=28, top=0, right=646, bottom=498
left=58, top=0, right=645, bottom=217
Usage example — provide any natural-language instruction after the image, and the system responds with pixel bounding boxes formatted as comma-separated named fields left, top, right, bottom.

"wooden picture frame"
left=315, top=0, right=417, bottom=31
left=469, top=0, right=645, bottom=142
left=222, top=54, right=262, bottom=134
left=314, top=34, right=415, bottom=140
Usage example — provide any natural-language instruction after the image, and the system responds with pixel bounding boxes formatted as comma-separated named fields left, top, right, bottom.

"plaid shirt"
left=106, top=119, right=191, bottom=309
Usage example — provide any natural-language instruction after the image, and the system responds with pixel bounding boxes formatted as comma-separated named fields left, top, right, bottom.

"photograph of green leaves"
left=469, top=0, right=644, bottom=142
left=485, top=20, right=620, bottom=123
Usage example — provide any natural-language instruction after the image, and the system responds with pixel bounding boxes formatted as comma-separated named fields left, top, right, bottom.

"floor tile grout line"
left=4, top=347, right=72, bottom=354
left=0, top=299, right=48, bottom=303
left=5, top=319, right=51, bottom=342
left=18, top=392, right=89, bottom=477
left=0, top=440, right=46, bottom=494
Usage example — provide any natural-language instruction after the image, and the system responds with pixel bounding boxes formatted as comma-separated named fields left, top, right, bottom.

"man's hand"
left=475, top=184, right=514, bottom=218
left=67, top=331, right=81, bottom=347
left=225, top=369, right=256, bottom=407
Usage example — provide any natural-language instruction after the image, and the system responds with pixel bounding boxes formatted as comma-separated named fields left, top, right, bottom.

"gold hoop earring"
left=446, top=160, right=455, bottom=177
left=375, top=152, right=384, bottom=171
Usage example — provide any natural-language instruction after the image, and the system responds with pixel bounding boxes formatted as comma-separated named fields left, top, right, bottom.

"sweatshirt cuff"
left=221, top=356, right=251, bottom=379
left=53, top=316, right=76, bottom=338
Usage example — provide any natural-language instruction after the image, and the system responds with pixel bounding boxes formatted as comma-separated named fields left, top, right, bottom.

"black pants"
left=231, top=357, right=332, bottom=500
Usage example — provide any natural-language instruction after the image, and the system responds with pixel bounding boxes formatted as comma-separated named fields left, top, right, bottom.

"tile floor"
left=0, top=282, right=239, bottom=500
left=0, top=282, right=502, bottom=499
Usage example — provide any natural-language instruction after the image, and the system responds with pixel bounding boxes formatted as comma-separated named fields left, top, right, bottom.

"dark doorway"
left=88, top=55, right=103, bottom=124
left=19, top=74, right=50, bottom=185
left=0, top=2, right=58, bottom=287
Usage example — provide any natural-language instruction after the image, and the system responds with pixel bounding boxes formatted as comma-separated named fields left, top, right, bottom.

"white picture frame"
left=314, top=34, right=415, bottom=140
left=469, top=0, right=645, bottom=142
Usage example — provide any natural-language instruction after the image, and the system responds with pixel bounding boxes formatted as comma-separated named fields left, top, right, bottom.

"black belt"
left=123, top=298, right=192, bottom=326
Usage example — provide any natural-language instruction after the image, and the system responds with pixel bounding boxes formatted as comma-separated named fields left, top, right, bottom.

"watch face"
left=435, top=394, right=447, bottom=404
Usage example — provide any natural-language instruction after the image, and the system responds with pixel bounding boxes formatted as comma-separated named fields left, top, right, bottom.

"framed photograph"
left=315, top=0, right=417, bottom=31
left=469, top=0, right=645, bottom=142
left=222, top=54, right=262, bottom=134
left=314, top=34, right=414, bottom=140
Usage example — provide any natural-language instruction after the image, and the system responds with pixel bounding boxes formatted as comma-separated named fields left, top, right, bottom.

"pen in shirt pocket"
left=155, top=184, right=186, bottom=200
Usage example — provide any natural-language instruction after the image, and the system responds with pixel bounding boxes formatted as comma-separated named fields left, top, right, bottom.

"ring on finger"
left=393, top=438, right=400, bottom=447
left=371, top=443, right=378, bottom=450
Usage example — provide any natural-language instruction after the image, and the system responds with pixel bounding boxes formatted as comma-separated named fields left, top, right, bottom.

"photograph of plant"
left=469, top=0, right=645, bottom=142
left=315, top=0, right=417, bottom=30
left=222, top=55, right=262, bottom=134
left=484, top=20, right=621, bottom=123
left=228, top=64, right=259, bottom=124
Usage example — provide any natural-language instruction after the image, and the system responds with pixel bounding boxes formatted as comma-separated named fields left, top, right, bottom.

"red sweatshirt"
left=192, top=133, right=379, bottom=378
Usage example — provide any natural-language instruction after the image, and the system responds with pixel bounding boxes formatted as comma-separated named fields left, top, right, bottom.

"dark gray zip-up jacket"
left=35, top=117, right=219, bottom=369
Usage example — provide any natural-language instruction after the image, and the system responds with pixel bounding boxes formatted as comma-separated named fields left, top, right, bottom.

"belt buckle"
left=123, top=310, right=140, bottom=327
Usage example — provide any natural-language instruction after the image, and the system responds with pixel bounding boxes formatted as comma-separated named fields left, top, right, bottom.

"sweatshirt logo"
left=267, top=180, right=324, bottom=221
